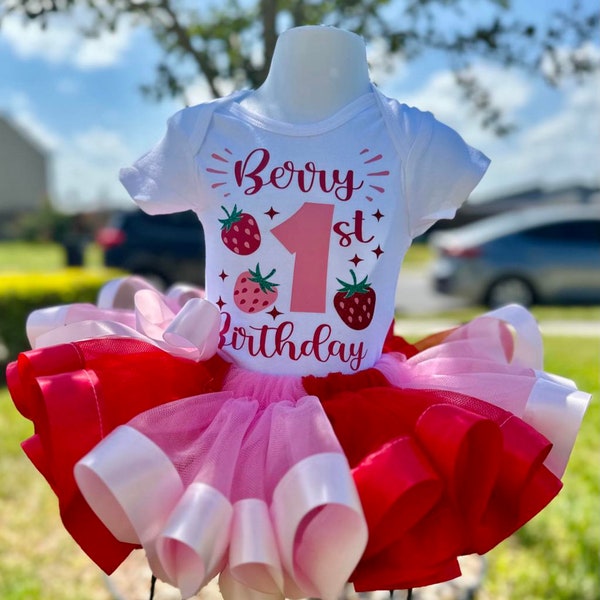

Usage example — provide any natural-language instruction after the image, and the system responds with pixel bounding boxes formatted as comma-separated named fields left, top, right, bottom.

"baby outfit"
left=7, top=87, right=589, bottom=600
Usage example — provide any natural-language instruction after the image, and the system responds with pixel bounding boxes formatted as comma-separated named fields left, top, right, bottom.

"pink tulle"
left=6, top=277, right=590, bottom=600
left=377, top=307, right=588, bottom=478
left=75, top=366, right=367, bottom=599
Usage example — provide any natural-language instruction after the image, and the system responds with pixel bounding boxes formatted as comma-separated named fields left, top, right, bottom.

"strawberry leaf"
left=336, top=269, right=372, bottom=298
left=249, top=263, right=279, bottom=293
left=218, top=205, right=243, bottom=232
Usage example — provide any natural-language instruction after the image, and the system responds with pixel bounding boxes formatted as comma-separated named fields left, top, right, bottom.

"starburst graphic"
left=206, top=148, right=234, bottom=198
left=359, top=148, right=389, bottom=201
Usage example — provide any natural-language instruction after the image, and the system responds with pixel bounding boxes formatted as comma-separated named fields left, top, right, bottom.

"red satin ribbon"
left=7, top=337, right=229, bottom=573
left=317, top=385, right=561, bottom=591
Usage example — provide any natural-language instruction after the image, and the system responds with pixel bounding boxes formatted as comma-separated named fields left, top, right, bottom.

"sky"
left=1, top=1, right=599, bottom=213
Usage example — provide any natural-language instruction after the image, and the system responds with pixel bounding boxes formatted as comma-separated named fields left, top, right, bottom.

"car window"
left=522, top=220, right=600, bottom=243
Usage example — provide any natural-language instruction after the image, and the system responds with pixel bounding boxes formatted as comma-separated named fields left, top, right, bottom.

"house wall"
left=0, top=116, right=48, bottom=215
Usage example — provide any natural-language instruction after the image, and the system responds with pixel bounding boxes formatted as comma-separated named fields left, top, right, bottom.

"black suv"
left=97, top=209, right=206, bottom=287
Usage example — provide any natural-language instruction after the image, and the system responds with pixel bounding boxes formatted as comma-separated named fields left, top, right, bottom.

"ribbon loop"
left=271, top=452, right=368, bottom=600
left=163, top=297, right=221, bottom=360
left=229, top=499, right=284, bottom=594
left=157, top=482, right=233, bottom=599
left=26, top=276, right=220, bottom=362
left=74, top=426, right=184, bottom=546
left=97, top=276, right=160, bottom=310
left=483, top=304, right=544, bottom=369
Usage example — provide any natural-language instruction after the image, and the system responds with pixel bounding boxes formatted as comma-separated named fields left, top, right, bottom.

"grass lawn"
left=417, top=304, right=600, bottom=325
left=0, top=241, right=104, bottom=272
left=0, top=334, right=598, bottom=600
left=0, top=241, right=428, bottom=272
left=0, top=393, right=111, bottom=599
left=483, top=336, right=599, bottom=600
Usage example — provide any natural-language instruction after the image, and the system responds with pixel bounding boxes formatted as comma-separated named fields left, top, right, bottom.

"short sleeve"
left=119, top=108, right=203, bottom=215
left=403, top=109, right=490, bottom=238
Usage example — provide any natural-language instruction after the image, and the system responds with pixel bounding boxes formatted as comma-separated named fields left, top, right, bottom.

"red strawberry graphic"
left=219, top=205, right=261, bottom=255
left=234, top=264, right=279, bottom=313
left=334, top=270, right=376, bottom=330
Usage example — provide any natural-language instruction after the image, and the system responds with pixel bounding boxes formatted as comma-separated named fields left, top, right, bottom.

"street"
left=395, top=267, right=467, bottom=316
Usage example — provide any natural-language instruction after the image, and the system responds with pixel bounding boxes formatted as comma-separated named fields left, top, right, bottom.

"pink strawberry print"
left=219, top=205, right=261, bottom=255
left=234, top=264, right=279, bottom=313
left=334, top=270, right=376, bottom=330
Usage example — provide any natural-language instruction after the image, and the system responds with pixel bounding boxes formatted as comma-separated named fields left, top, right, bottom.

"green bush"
left=0, top=269, right=118, bottom=369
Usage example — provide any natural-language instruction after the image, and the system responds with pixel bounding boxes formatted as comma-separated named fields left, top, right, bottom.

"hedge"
left=0, top=269, right=120, bottom=371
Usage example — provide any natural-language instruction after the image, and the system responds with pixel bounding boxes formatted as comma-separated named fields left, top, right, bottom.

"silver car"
left=431, top=204, right=600, bottom=307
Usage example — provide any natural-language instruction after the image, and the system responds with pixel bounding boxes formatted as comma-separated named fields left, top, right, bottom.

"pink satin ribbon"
left=26, top=276, right=220, bottom=361
left=75, top=426, right=367, bottom=600
left=381, top=304, right=590, bottom=479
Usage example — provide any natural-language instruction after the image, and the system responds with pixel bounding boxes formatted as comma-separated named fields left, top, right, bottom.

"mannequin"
left=240, top=25, right=372, bottom=123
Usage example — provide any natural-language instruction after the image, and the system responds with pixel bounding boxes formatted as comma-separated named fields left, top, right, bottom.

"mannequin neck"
left=240, top=26, right=372, bottom=124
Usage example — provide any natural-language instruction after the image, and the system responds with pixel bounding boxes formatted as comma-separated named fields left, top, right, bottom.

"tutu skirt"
left=6, top=277, right=589, bottom=599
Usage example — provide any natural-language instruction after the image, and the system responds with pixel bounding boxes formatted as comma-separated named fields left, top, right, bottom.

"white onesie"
left=120, top=88, right=489, bottom=375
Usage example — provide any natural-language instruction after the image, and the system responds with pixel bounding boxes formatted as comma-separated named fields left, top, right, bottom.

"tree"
left=2, top=0, right=598, bottom=134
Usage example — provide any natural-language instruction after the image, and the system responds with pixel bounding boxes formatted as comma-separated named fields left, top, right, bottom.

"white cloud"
left=74, top=27, right=133, bottom=69
left=512, top=81, right=599, bottom=184
left=392, top=63, right=533, bottom=149
left=473, top=77, right=600, bottom=198
left=54, top=127, right=136, bottom=210
left=383, top=61, right=599, bottom=199
left=72, top=128, right=131, bottom=164
left=4, top=92, right=62, bottom=152
left=1, top=13, right=133, bottom=69
left=367, top=38, right=410, bottom=85
left=541, top=41, right=600, bottom=81
left=184, top=79, right=217, bottom=106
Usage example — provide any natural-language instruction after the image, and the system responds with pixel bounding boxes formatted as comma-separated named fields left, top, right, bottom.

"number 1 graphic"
left=271, top=202, right=334, bottom=313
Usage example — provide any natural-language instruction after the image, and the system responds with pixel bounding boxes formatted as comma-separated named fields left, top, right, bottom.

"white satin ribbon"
left=156, top=482, right=233, bottom=598
left=483, top=304, right=544, bottom=369
left=75, top=430, right=367, bottom=600
left=526, top=372, right=590, bottom=478
left=379, top=304, right=589, bottom=480
left=26, top=276, right=219, bottom=361
left=74, top=426, right=184, bottom=583
left=271, top=453, right=368, bottom=600
left=229, top=499, right=284, bottom=594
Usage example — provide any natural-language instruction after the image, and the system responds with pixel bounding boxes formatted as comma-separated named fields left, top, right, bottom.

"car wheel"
left=485, top=276, right=536, bottom=308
